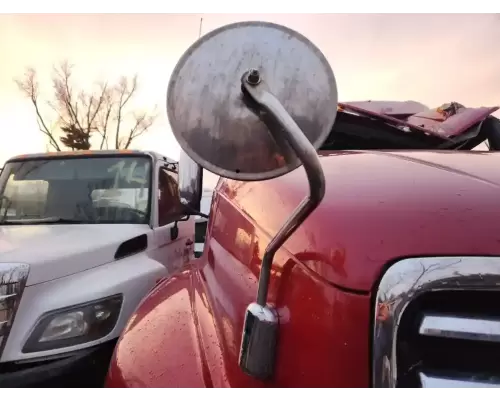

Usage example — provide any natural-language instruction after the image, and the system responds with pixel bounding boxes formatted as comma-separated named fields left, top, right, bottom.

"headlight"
left=23, top=295, right=122, bottom=353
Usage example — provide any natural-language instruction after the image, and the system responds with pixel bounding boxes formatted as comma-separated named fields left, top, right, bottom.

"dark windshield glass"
left=319, top=111, right=498, bottom=151
left=0, top=155, right=152, bottom=225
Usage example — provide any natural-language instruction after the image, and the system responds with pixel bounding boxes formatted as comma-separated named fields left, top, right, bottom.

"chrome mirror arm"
left=238, top=70, right=326, bottom=380
left=241, top=71, right=326, bottom=306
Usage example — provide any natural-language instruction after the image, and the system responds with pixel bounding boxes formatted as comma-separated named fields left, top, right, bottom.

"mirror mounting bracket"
left=170, top=222, right=179, bottom=241
left=170, top=214, right=189, bottom=241
left=238, top=70, right=326, bottom=381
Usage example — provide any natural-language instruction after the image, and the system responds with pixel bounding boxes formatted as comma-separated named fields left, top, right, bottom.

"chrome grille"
left=372, top=257, right=500, bottom=388
left=0, top=263, right=29, bottom=357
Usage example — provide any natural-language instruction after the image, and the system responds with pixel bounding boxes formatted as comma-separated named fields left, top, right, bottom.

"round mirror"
left=167, top=21, right=338, bottom=181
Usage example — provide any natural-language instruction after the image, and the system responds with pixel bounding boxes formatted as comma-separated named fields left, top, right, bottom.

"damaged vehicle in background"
left=322, top=100, right=499, bottom=151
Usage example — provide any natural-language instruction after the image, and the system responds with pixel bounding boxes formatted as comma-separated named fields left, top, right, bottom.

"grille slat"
left=0, top=263, right=29, bottom=358
left=419, top=314, right=500, bottom=343
left=419, top=372, right=500, bottom=388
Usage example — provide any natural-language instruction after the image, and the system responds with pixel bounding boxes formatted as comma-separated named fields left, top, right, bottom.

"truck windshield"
left=0, top=155, right=152, bottom=225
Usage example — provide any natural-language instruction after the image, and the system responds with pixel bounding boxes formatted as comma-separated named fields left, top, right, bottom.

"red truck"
left=106, top=21, right=500, bottom=388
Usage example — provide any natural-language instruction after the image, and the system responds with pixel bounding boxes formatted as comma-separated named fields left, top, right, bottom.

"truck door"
left=151, top=163, right=194, bottom=274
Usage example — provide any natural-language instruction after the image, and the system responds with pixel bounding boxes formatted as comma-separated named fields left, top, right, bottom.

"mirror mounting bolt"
left=246, top=69, right=261, bottom=86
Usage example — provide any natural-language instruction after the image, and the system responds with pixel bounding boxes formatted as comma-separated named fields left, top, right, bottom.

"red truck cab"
left=106, top=21, right=500, bottom=388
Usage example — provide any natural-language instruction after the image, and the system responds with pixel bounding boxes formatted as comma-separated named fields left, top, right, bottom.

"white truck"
left=0, top=150, right=196, bottom=387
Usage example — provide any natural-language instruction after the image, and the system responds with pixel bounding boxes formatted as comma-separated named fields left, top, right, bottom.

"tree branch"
left=123, top=111, right=157, bottom=149
left=14, top=68, right=61, bottom=151
left=15, top=63, right=154, bottom=151
left=114, top=75, right=138, bottom=149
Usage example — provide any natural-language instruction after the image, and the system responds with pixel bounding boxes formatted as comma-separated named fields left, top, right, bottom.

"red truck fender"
left=107, top=269, right=228, bottom=388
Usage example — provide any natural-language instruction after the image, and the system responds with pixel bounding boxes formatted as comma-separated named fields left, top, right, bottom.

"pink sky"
left=1, top=13, right=499, bottom=186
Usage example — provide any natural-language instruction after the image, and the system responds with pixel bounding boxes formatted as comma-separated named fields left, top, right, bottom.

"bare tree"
left=15, top=61, right=157, bottom=151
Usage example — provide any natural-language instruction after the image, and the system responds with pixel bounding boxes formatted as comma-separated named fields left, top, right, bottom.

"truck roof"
left=6, top=149, right=178, bottom=165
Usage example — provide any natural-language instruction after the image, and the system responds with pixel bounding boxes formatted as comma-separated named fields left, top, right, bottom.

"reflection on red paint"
left=107, top=151, right=500, bottom=387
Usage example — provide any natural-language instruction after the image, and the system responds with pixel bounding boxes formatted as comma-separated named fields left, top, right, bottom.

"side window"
left=194, top=219, right=208, bottom=258
left=195, top=219, right=208, bottom=244
left=157, top=167, right=182, bottom=227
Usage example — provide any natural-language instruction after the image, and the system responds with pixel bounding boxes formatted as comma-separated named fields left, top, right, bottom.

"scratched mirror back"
left=167, top=21, right=338, bottom=181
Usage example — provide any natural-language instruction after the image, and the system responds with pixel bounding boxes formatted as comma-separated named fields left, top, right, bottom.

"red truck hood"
left=226, top=150, right=500, bottom=292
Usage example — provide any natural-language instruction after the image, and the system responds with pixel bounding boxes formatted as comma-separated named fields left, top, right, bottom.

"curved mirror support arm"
left=241, top=71, right=326, bottom=307
left=238, top=71, right=326, bottom=380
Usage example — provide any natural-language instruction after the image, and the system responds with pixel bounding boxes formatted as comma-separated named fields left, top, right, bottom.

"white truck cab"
left=0, top=150, right=195, bottom=387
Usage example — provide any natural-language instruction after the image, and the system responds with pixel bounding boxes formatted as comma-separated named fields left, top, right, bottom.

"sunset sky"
left=1, top=13, right=499, bottom=187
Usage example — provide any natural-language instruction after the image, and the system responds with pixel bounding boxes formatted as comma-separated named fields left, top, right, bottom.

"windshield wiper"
left=0, top=217, right=87, bottom=225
